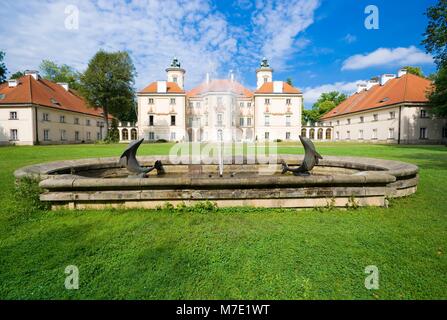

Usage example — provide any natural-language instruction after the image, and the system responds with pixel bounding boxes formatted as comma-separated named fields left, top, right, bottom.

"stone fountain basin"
left=14, top=155, right=419, bottom=210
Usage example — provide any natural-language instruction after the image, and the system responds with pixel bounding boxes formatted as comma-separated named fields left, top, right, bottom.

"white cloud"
left=0, top=0, right=320, bottom=90
left=342, top=46, right=433, bottom=70
left=303, top=80, right=366, bottom=107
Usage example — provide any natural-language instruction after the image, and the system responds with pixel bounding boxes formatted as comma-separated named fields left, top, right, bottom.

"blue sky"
left=0, top=0, right=437, bottom=107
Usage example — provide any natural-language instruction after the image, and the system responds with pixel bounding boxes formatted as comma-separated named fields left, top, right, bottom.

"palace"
left=137, top=58, right=303, bottom=142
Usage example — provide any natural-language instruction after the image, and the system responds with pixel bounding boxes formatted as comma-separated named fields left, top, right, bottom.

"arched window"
left=317, top=128, right=323, bottom=140
left=325, top=128, right=332, bottom=140
left=301, top=128, right=307, bottom=137
left=131, top=129, right=137, bottom=140
left=122, top=129, right=129, bottom=141
left=309, top=129, right=315, bottom=140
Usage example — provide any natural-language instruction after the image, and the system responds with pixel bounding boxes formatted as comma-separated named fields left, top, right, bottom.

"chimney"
left=397, top=68, right=408, bottom=78
left=157, top=81, right=167, bottom=93
left=356, top=83, right=367, bottom=93
left=366, top=79, right=379, bottom=90
left=229, top=70, right=234, bottom=82
left=8, top=79, right=18, bottom=88
left=205, top=72, right=210, bottom=84
left=273, top=81, right=283, bottom=93
left=24, top=70, right=39, bottom=80
left=380, top=74, right=396, bottom=86
left=57, top=82, right=69, bottom=91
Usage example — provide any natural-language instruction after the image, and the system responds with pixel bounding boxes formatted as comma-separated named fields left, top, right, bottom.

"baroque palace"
left=137, top=58, right=303, bottom=142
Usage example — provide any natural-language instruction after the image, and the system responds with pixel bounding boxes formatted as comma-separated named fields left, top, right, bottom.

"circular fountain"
left=14, top=138, right=419, bottom=210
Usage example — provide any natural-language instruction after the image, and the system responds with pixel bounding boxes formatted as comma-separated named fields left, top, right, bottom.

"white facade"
left=137, top=58, right=303, bottom=143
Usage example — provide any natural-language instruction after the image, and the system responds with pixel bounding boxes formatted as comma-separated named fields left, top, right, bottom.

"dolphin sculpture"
left=281, top=135, right=322, bottom=176
left=119, top=138, right=165, bottom=178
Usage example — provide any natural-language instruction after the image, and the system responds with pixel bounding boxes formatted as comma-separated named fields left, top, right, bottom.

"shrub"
left=14, top=176, right=50, bottom=214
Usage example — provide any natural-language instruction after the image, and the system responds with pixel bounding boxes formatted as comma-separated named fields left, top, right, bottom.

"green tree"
left=0, top=51, right=7, bottom=83
left=422, top=0, right=447, bottom=117
left=303, top=91, right=347, bottom=123
left=10, top=71, right=25, bottom=79
left=422, top=0, right=447, bottom=67
left=105, top=118, right=120, bottom=143
left=39, top=60, right=81, bottom=90
left=80, top=50, right=136, bottom=136
left=403, top=66, right=424, bottom=77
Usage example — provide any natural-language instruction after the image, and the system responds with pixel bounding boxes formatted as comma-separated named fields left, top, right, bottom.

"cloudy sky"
left=0, top=0, right=437, bottom=107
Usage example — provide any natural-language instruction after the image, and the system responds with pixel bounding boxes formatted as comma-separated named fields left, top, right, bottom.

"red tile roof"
left=139, top=81, right=185, bottom=94
left=255, top=82, right=301, bottom=94
left=187, top=79, right=253, bottom=98
left=321, top=73, right=433, bottom=119
left=0, top=75, right=106, bottom=118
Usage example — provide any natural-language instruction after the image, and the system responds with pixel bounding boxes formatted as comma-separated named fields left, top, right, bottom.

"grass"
left=0, top=142, right=446, bottom=299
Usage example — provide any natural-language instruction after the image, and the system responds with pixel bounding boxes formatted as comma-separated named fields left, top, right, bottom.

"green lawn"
left=0, top=142, right=446, bottom=299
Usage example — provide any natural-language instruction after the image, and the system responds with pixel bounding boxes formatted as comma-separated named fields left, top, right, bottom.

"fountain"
left=14, top=137, right=419, bottom=210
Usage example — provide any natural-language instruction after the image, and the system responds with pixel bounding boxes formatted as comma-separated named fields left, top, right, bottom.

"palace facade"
left=137, top=58, right=303, bottom=142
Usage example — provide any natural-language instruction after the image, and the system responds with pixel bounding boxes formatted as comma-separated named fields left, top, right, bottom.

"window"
left=173, top=76, right=178, bottom=83
left=359, top=130, right=364, bottom=140
left=286, top=132, right=291, bottom=140
left=286, top=115, right=291, bottom=126
left=247, top=118, right=252, bottom=126
left=60, top=115, right=65, bottom=123
left=360, top=116, right=364, bottom=123
left=443, top=127, right=447, bottom=138
left=265, top=98, right=270, bottom=105
left=189, top=102, right=193, bottom=108
left=336, top=120, right=340, bottom=125
left=388, top=128, right=395, bottom=139
left=329, top=121, right=332, bottom=126
left=148, top=98, right=154, bottom=104
left=265, top=132, right=270, bottom=140
left=74, top=117, right=79, bottom=125
left=420, top=110, right=428, bottom=118
left=346, top=131, right=351, bottom=140
left=264, top=115, right=270, bottom=126
left=372, top=129, right=378, bottom=139
left=170, top=115, right=176, bottom=126
left=347, top=118, right=351, bottom=124
left=43, top=113, right=50, bottom=121
left=217, top=113, right=223, bottom=126
left=170, top=98, right=176, bottom=105
left=9, top=111, right=18, bottom=120
left=263, top=76, right=268, bottom=83
left=336, top=131, right=340, bottom=140
left=97, top=132, right=101, bottom=140
left=240, top=102, right=244, bottom=107
left=170, top=132, right=176, bottom=141
left=389, top=111, right=395, bottom=119
left=286, top=99, right=291, bottom=105
left=148, top=132, right=155, bottom=140
left=420, top=127, right=428, bottom=139
left=247, top=102, right=252, bottom=108
left=86, top=132, right=91, bottom=140
left=60, top=129, right=66, bottom=141
left=149, top=115, right=154, bottom=126
left=239, top=117, right=244, bottom=126
left=10, top=129, right=18, bottom=141
left=75, top=131, right=80, bottom=141
left=44, top=129, right=50, bottom=141
left=86, top=119, right=91, bottom=126
left=373, top=114, right=378, bottom=121
left=188, top=117, right=193, bottom=127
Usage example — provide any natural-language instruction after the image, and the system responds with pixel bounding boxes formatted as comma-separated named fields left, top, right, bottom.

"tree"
left=423, top=0, right=447, bottom=117
left=80, top=50, right=136, bottom=136
left=0, top=51, right=7, bottom=83
left=302, top=91, right=347, bottom=123
left=39, top=60, right=81, bottom=90
left=403, top=66, right=424, bottom=77
left=428, top=65, right=447, bottom=117
left=422, top=0, right=447, bottom=67
left=105, top=118, right=120, bottom=143
left=10, top=71, right=25, bottom=79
